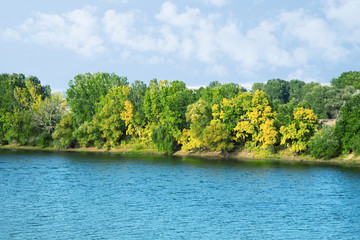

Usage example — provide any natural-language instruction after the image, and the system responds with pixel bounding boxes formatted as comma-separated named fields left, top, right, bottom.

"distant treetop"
left=331, top=71, right=360, bottom=89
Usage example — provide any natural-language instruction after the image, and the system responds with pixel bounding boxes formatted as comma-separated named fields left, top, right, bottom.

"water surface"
left=1, top=150, right=360, bottom=239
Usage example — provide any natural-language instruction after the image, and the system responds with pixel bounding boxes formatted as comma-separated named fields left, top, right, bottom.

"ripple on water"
left=1, top=150, right=360, bottom=239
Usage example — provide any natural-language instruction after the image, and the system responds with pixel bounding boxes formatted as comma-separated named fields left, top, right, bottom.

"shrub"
left=310, top=126, right=341, bottom=159
left=151, top=125, right=179, bottom=155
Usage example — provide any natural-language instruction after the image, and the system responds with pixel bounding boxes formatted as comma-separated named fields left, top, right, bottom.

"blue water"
left=1, top=150, right=360, bottom=239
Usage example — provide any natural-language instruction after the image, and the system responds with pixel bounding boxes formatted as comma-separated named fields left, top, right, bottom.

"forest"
left=1, top=71, right=360, bottom=160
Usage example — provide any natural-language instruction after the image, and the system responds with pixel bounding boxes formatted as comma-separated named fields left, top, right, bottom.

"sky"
left=1, top=0, right=359, bottom=91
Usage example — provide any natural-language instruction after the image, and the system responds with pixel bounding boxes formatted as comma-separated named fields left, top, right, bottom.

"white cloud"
left=2, top=6, right=104, bottom=57
left=201, top=0, right=226, bottom=7
left=325, top=0, right=360, bottom=43
left=1, top=28, right=21, bottom=40
left=325, top=0, right=360, bottom=29
left=100, top=2, right=356, bottom=72
left=278, top=9, right=348, bottom=62
left=2, top=0, right=358, bottom=78
left=155, top=2, right=201, bottom=28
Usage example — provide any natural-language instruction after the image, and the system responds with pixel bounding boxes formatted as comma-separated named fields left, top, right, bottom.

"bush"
left=310, top=126, right=341, bottom=159
left=151, top=125, right=179, bottom=155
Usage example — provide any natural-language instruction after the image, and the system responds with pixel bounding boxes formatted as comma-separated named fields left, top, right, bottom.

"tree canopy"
left=331, top=71, right=360, bottom=89
left=1, top=70, right=360, bottom=159
left=66, top=72, right=128, bottom=124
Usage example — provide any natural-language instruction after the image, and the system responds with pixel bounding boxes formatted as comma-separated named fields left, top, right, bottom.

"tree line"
left=1, top=71, right=360, bottom=159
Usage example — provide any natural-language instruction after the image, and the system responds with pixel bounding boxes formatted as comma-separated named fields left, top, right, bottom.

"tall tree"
left=262, top=79, right=290, bottom=104
left=334, top=94, right=360, bottom=154
left=233, top=91, right=277, bottom=150
left=66, top=72, right=128, bottom=124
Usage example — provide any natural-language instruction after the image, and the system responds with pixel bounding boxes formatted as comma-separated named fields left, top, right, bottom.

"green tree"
left=331, top=71, right=360, bottom=89
left=0, top=73, right=26, bottom=111
left=251, top=83, right=264, bottom=94
left=94, top=86, right=133, bottom=148
left=262, top=79, right=290, bottom=104
left=143, top=79, right=195, bottom=135
left=334, top=94, right=360, bottom=154
left=289, top=79, right=305, bottom=101
left=152, top=125, right=179, bottom=154
left=66, top=72, right=128, bottom=124
left=200, top=82, right=246, bottom=106
left=52, top=113, right=77, bottom=148
left=180, top=99, right=212, bottom=150
left=31, top=93, right=66, bottom=147
left=302, top=84, right=328, bottom=118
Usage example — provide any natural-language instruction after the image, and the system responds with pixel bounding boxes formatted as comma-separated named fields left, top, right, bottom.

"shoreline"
left=1, top=144, right=360, bottom=167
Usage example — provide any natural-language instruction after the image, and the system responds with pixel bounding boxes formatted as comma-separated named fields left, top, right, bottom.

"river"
left=1, top=149, right=360, bottom=239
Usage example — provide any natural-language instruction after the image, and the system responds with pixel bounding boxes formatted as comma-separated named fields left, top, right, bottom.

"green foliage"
left=130, top=80, right=148, bottom=113
left=73, top=121, right=103, bottom=148
left=334, top=94, right=360, bottom=154
left=331, top=71, right=360, bottom=89
left=180, top=99, right=212, bottom=151
left=310, top=126, right=341, bottom=159
left=252, top=79, right=302, bottom=104
left=5, top=110, right=34, bottom=145
left=301, top=83, right=356, bottom=119
left=262, top=79, right=290, bottom=104
left=302, top=84, right=329, bottom=118
left=289, top=79, right=305, bottom=101
left=2, top=70, right=360, bottom=157
left=200, top=82, right=246, bottom=106
left=94, top=86, right=132, bottom=148
left=185, top=99, right=212, bottom=126
left=274, top=99, right=302, bottom=129
left=0, top=73, right=25, bottom=111
left=31, top=93, right=66, bottom=147
left=0, top=108, right=6, bottom=144
left=0, top=74, right=52, bottom=146
left=143, top=79, right=196, bottom=133
left=251, top=83, right=264, bottom=94
left=52, top=113, right=77, bottom=148
left=66, top=72, right=128, bottom=124
left=152, top=125, right=179, bottom=154
left=219, top=92, right=252, bottom=131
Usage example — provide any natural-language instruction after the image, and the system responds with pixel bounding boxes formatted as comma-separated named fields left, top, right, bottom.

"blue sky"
left=1, top=0, right=359, bottom=91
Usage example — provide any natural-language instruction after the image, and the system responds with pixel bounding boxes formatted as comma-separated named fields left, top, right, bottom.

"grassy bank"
left=1, top=144, right=360, bottom=167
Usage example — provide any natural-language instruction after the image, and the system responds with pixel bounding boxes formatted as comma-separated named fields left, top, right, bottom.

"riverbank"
left=1, top=144, right=360, bottom=167
left=174, top=148, right=360, bottom=166
left=0, top=144, right=159, bottom=155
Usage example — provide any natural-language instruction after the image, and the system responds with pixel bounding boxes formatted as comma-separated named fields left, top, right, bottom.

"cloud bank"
left=2, top=0, right=359, bottom=79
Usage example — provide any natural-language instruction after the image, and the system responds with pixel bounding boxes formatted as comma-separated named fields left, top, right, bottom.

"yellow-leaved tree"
left=280, top=107, right=318, bottom=153
left=233, top=90, right=278, bottom=150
